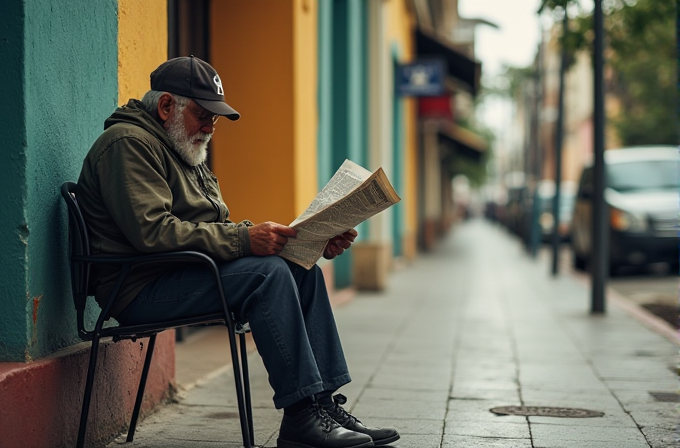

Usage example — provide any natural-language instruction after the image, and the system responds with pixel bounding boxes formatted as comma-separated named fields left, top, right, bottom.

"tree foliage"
left=605, top=0, right=676, bottom=145
left=544, top=0, right=677, bottom=146
left=446, top=117, right=495, bottom=188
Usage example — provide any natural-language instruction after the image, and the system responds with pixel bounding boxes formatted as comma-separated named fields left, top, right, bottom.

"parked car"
left=571, top=146, right=679, bottom=274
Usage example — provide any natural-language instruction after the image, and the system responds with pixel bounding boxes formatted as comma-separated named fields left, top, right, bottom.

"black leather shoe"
left=278, top=402, right=374, bottom=448
left=325, top=395, right=400, bottom=446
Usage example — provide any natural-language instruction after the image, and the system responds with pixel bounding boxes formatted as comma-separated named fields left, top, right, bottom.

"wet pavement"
left=107, top=219, right=680, bottom=448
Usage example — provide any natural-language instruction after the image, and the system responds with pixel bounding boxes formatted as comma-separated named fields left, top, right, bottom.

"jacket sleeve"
left=95, top=135, right=252, bottom=259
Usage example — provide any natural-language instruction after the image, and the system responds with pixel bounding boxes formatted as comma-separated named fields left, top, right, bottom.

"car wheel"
left=573, top=252, right=587, bottom=271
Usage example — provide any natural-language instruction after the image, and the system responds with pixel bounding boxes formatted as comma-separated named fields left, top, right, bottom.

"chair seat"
left=103, top=313, right=225, bottom=341
left=61, top=181, right=254, bottom=448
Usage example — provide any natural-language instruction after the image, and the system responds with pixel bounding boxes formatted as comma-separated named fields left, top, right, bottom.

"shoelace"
left=328, top=394, right=361, bottom=426
left=311, top=402, right=338, bottom=433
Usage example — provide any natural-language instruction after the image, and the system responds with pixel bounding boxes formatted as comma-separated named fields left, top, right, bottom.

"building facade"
left=0, top=1, right=483, bottom=445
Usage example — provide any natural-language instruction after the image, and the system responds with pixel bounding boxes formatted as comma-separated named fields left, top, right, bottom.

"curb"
left=607, top=286, right=680, bottom=347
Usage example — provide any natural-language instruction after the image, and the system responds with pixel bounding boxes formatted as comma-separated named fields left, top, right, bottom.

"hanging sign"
left=397, top=60, right=446, bottom=97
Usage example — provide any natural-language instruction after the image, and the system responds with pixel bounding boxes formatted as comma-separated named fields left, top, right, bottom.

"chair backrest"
left=60, top=181, right=92, bottom=338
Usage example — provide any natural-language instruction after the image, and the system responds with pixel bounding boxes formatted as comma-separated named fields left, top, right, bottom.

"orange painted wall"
left=210, top=1, right=318, bottom=225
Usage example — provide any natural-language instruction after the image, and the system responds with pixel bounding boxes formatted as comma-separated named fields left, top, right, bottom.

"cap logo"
left=213, top=74, right=224, bottom=96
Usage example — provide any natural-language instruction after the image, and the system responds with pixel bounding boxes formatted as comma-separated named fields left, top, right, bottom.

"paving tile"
left=640, top=425, right=680, bottom=448
left=446, top=399, right=527, bottom=424
left=359, top=385, right=448, bottom=403
left=450, top=387, right=520, bottom=402
left=388, top=433, right=442, bottom=448
left=352, top=397, right=447, bottom=420
left=441, top=435, right=533, bottom=447
left=107, top=221, right=680, bottom=448
left=533, top=440, right=652, bottom=448
left=620, top=401, right=680, bottom=428
left=452, top=379, right=519, bottom=391
left=528, top=412, right=634, bottom=428
left=530, top=422, right=649, bottom=443
left=444, top=420, right=531, bottom=439
left=367, top=417, right=443, bottom=435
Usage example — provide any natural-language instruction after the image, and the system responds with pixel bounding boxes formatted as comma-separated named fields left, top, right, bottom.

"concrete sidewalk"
left=107, top=219, right=680, bottom=448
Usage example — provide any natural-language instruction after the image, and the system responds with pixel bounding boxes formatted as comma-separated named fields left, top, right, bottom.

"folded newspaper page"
left=279, top=159, right=401, bottom=269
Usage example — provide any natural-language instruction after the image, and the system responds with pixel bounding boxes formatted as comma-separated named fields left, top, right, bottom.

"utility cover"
left=490, top=406, right=604, bottom=418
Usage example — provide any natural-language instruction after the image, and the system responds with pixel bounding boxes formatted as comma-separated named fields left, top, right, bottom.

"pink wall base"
left=0, top=330, right=175, bottom=448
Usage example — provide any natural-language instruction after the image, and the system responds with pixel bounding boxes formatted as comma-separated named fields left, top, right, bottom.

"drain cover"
left=649, top=392, right=680, bottom=403
left=490, top=406, right=604, bottom=418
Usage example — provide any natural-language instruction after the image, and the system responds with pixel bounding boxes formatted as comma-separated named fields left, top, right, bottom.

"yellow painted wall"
left=293, top=0, right=319, bottom=217
left=210, top=1, right=317, bottom=225
left=387, top=0, right=419, bottom=259
left=117, top=0, right=168, bottom=104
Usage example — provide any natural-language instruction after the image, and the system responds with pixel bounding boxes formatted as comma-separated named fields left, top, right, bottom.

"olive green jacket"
left=77, top=99, right=252, bottom=318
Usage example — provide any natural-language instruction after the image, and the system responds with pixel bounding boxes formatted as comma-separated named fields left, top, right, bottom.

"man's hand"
left=248, top=222, right=297, bottom=256
left=323, top=229, right=358, bottom=260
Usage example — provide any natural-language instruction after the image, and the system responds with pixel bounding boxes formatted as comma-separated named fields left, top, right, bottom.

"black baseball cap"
left=150, top=55, right=240, bottom=121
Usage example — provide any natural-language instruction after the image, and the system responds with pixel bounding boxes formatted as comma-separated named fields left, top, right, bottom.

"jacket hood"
left=104, top=99, right=174, bottom=150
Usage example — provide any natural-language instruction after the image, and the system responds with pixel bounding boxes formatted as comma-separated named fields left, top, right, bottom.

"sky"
left=456, top=0, right=596, bottom=183
left=458, top=0, right=544, bottom=77
left=457, top=0, right=545, bottom=148
left=458, top=0, right=595, bottom=77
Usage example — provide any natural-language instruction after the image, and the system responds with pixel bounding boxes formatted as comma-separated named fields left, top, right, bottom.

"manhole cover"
left=490, top=406, right=604, bottom=418
left=649, top=392, right=680, bottom=403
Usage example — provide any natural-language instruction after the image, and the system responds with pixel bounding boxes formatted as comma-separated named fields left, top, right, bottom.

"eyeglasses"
left=186, top=103, right=220, bottom=126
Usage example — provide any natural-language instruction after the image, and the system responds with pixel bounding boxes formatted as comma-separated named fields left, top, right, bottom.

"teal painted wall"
left=0, top=0, right=118, bottom=362
left=0, top=0, right=30, bottom=363
left=323, top=0, right=369, bottom=288
left=391, top=47, right=405, bottom=256
left=317, top=1, right=333, bottom=185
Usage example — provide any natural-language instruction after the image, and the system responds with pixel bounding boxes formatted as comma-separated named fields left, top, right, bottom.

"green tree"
left=445, top=118, right=494, bottom=188
left=542, top=0, right=676, bottom=146
left=605, top=0, right=676, bottom=145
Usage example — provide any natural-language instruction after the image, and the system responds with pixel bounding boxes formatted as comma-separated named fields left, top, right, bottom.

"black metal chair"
left=60, top=181, right=254, bottom=448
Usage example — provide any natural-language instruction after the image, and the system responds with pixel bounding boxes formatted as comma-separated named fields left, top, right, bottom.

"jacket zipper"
left=195, top=165, right=221, bottom=222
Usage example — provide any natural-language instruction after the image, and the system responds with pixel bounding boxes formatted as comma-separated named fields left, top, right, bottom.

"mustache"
left=194, top=132, right=213, bottom=142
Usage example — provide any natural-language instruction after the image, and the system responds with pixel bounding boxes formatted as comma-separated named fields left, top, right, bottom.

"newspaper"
left=279, top=159, right=401, bottom=269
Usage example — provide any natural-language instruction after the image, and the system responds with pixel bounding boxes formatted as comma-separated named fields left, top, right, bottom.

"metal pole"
left=529, top=31, right=545, bottom=259
left=591, top=0, right=607, bottom=313
left=551, top=9, right=568, bottom=275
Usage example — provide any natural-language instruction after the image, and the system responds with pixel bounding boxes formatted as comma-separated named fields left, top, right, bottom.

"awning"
left=415, top=28, right=481, bottom=96
left=437, top=121, right=487, bottom=162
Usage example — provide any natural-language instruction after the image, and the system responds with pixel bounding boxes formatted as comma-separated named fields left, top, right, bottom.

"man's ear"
left=157, top=93, right=174, bottom=122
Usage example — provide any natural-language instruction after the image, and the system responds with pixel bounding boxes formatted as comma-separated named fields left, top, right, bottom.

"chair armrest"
left=79, top=251, right=223, bottom=333
left=74, top=250, right=216, bottom=268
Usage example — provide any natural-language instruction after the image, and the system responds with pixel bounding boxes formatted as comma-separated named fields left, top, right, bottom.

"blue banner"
left=397, top=60, right=446, bottom=97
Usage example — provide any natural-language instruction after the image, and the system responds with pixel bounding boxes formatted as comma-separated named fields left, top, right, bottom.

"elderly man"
left=77, top=56, right=399, bottom=448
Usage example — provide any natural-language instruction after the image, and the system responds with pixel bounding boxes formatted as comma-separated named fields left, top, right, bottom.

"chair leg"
left=127, top=334, right=157, bottom=442
left=239, top=333, right=254, bottom=446
left=77, top=337, right=102, bottom=448
left=228, top=331, right=252, bottom=448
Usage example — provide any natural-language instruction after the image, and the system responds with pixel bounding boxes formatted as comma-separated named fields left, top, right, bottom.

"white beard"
left=166, top=109, right=212, bottom=166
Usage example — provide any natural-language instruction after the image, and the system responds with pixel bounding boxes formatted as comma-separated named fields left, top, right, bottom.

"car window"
left=607, top=160, right=678, bottom=192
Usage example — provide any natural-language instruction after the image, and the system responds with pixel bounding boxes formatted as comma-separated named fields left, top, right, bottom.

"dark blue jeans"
left=116, top=256, right=351, bottom=409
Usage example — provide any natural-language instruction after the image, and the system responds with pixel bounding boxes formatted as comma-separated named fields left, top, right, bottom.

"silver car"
left=571, top=146, right=679, bottom=274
